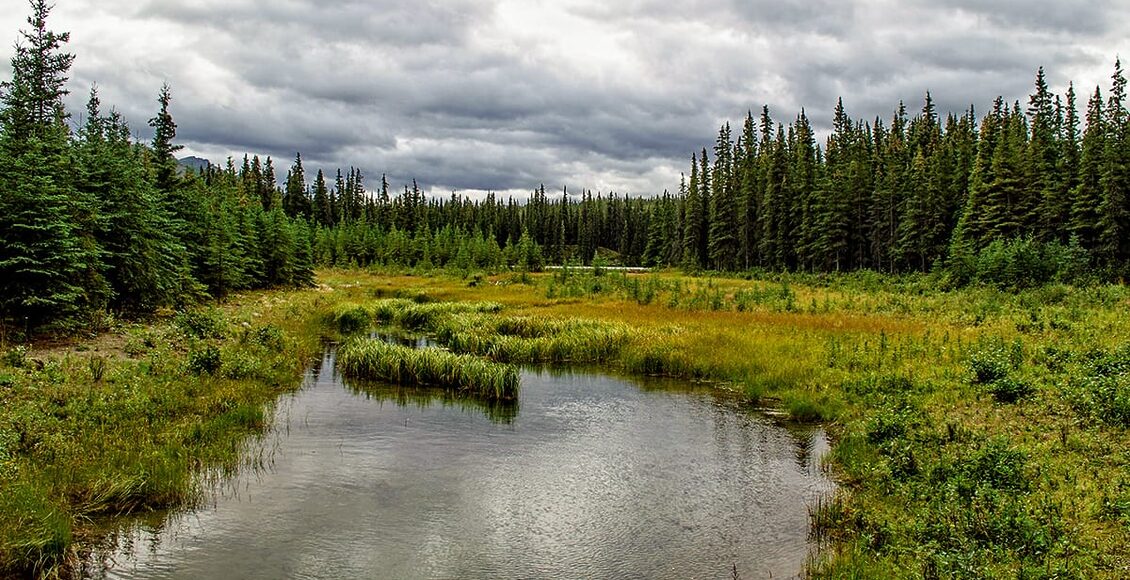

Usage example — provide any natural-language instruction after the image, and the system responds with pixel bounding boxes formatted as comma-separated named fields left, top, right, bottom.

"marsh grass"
left=309, top=269, right=1130, bottom=577
left=337, top=338, right=519, bottom=400
left=0, top=289, right=332, bottom=577
left=6, top=267, right=1128, bottom=577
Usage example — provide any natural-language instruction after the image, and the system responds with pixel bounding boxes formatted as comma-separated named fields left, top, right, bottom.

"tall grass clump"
left=370, top=298, right=502, bottom=330
left=337, top=338, right=519, bottom=400
left=328, top=302, right=372, bottom=334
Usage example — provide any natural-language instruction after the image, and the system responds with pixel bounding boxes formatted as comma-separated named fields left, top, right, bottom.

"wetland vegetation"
left=2, top=267, right=1129, bottom=578
left=2, top=1, right=1130, bottom=578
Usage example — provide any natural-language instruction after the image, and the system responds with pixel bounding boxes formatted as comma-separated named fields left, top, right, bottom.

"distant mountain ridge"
left=177, top=156, right=211, bottom=173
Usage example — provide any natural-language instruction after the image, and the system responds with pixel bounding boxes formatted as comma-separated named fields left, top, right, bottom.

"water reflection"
left=83, top=349, right=834, bottom=580
left=344, top=379, right=520, bottom=424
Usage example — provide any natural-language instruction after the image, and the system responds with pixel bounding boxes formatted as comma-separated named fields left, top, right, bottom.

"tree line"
left=286, top=64, right=1129, bottom=286
left=666, top=65, right=1129, bottom=280
left=0, top=2, right=314, bottom=333
left=4, top=1, right=1128, bottom=333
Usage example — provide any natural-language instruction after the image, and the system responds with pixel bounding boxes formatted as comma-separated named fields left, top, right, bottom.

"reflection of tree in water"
left=344, top=380, right=519, bottom=424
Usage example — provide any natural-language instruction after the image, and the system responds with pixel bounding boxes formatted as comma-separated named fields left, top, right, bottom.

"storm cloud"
left=1, top=0, right=1126, bottom=198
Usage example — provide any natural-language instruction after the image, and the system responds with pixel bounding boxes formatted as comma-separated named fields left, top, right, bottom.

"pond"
left=87, top=349, right=834, bottom=579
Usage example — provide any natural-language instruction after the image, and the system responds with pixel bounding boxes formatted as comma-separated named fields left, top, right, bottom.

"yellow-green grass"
left=3, top=267, right=1127, bottom=578
left=317, top=268, right=1130, bottom=577
left=0, top=288, right=345, bottom=577
left=336, top=338, right=519, bottom=400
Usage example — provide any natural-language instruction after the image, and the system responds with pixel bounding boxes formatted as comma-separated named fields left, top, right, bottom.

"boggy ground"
left=1, top=268, right=1127, bottom=578
left=323, top=267, right=1130, bottom=578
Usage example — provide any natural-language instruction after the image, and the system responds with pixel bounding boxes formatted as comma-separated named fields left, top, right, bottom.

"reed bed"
left=336, top=338, right=519, bottom=400
left=370, top=299, right=503, bottom=330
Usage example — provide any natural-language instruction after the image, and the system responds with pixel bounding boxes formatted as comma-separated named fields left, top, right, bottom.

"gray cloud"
left=1, top=0, right=1128, bottom=197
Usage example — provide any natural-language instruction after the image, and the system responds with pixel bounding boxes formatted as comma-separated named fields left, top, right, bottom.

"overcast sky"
left=2, top=0, right=1127, bottom=198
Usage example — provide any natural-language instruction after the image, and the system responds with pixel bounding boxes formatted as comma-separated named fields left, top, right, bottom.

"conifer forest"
left=3, top=2, right=1130, bottom=331
left=2, top=1, right=1130, bottom=579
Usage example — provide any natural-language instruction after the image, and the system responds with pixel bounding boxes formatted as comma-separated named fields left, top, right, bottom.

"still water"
left=90, top=349, right=833, bottom=579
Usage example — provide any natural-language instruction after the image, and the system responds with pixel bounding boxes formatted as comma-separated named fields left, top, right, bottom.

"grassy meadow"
left=1, top=266, right=1128, bottom=578
left=316, top=266, right=1130, bottom=578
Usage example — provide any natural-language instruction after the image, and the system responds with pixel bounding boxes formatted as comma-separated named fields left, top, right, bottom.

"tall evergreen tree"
left=681, top=153, right=705, bottom=268
left=77, top=90, right=187, bottom=311
left=1099, top=58, right=1130, bottom=271
left=149, top=83, right=183, bottom=194
left=736, top=111, right=760, bottom=268
left=1072, top=86, right=1106, bottom=251
left=1027, top=67, right=1066, bottom=240
left=313, top=169, right=331, bottom=226
left=708, top=123, right=739, bottom=270
left=0, top=0, right=96, bottom=328
left=283, top=152, right=309, bottom=218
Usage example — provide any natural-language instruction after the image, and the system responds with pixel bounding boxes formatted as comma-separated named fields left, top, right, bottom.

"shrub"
left=964, top=437, right=1030, bottom=493
left=865, top=405, right=918, bottom=445
left=2, top=345, right=29, bottom=368
left=250, top=324, right=285, bottom=350
left=187, top=345, right=222, bottom=375
left=988, top=377, right=1033, bottom=404
left=174, top=308, right=227, bottom=339
left=950, top=237, right=1092, bottom=289
left=1063, top=344, right=1130, bottom=426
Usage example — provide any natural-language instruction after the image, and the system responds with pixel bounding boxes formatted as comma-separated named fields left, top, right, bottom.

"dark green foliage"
left=1064, top=344, right=1130, bottom=426
left=148, top=83, right=182, bottom=194
left=0, top=1, right=97, bottom=329
left=949, top=238, right=1091, bottom=290
left=174, top=308, right=227, bottom=340
left=968, top=340, right=1034, bottom=403
left=78, top=89, right=189, bottom=312
left=291, top=57, right=1121, bottom=284
left=987, top=376, right=1032, bottom=404
left=0, top=3, right=315, bottom=333
left=186, top=344, right=222, bottom=375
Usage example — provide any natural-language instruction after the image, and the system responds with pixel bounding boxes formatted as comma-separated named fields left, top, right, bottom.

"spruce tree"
left=1027, top=67, right=1066, bottom=240
left=708, top=123, right=739, bottom=270
left=283, top=152, right=309, bottom=218
left=1099, top=59, right=1130, bottom=271
left=1072, top=87, right=1106, bottom=250
left=77, top=90, right=187, bottom=312
left=815, top=98, right=854, bottom=270
left=313, top=169, right=331, bottom=226
left=736, top=111, right=760, bottom=268
left=0, top=0, right=96, bottom=328
left=149, top=83, right=183, bottom=194
left=681, top=153, right=704, bottom=269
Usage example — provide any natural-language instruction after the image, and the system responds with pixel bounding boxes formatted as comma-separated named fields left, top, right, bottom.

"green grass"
left=4, top=267, right=1129, bottom=578
left=0, top=289, right=336, bottom=577
left=336, top=338, right=520, bottom=400
left=311, top=268, right=1130, bottom=578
